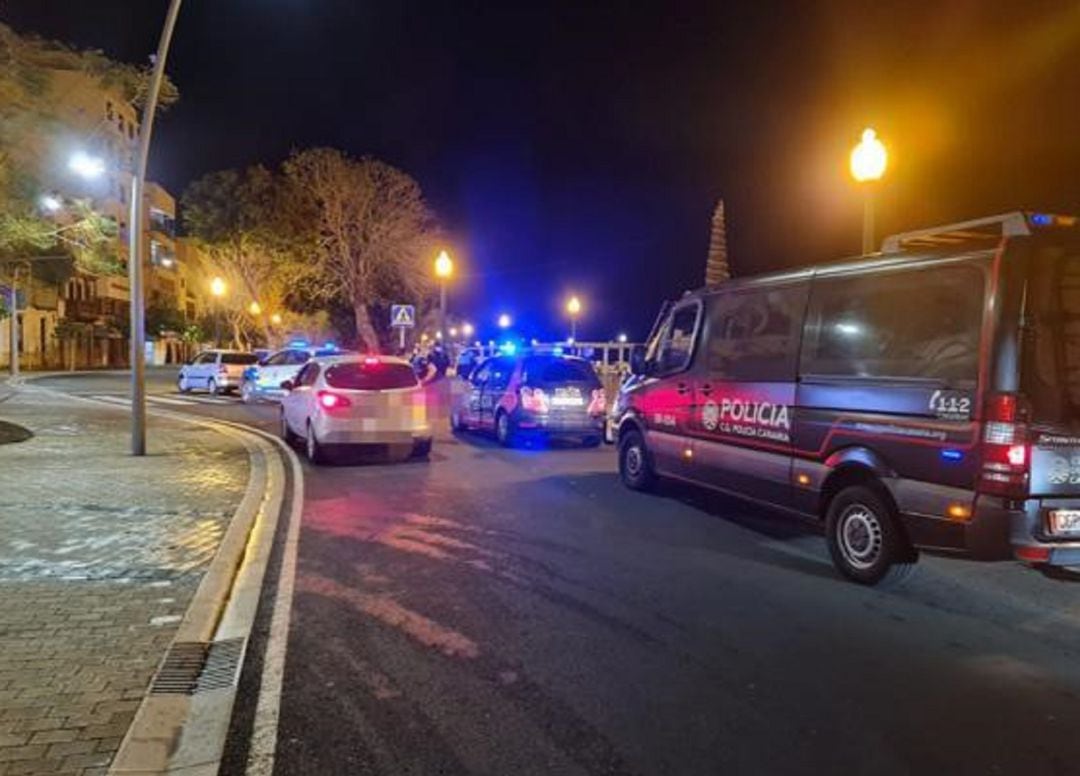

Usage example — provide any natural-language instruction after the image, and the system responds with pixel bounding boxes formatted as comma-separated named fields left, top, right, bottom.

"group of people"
left=406, top=342, right=451, bottom=383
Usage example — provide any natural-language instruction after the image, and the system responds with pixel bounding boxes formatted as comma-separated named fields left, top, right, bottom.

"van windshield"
left=1023, top=244, right=1080, bottom=426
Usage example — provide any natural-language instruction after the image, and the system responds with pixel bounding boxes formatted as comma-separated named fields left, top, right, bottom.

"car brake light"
left=588, top=388, right=606, bottom=415
left=363, top=357, right=380, bottom=365
left=978, top=392, right=1030, bottom=499
left=318, top=391, right=351, bottom=410
left=520, top=387, right=550, bottom=413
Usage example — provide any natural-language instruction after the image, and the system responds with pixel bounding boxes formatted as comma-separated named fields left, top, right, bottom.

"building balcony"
left=64, top=297, right=127, bottom=323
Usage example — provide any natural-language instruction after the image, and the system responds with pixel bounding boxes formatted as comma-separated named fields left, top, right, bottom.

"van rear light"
left=520, top=387, right=550, bottom=413
left=978, top=392, right=1030, bottom=499
left=317, top=391, right=352, bottom=410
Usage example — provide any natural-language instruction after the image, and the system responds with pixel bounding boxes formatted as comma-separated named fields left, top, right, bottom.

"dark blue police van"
left=612, top=212, right=1080, bottom=584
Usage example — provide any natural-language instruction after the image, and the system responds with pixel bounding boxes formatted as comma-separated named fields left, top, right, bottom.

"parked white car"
left=279, top=354, right=432, bottom=463
left=178, top=350, right=259, bottom=395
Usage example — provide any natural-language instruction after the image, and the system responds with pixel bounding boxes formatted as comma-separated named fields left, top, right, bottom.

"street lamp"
left=617, top=333, right=628, bottom=343
left=248, top=301, right=262, bottom=316
left=210, top=276, right=227, bottom=347
left=461, top=322, right=475, bottom=338
left=270, top=313, right=282, bottom=326
left=497, top=313, right=512, bottom=329
left=39, top=194, right=62, bottom=213
left=434, top=249, right=453, bottom=348
left=850, top=127, right=888, bottom=254
left=63, top=0, right=182, bottom=456
left=566, top=295, right=582, bottom=341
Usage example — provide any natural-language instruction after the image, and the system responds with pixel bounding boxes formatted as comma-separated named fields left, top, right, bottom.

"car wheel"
left=306, top=422, right=326, bottom=464
left=619, top=428, right=656, bottom=491
left=207, top=378, right=219, bottom=396
left=495, top=411, right=516, bottom=448
left=826, top=484, right=917, bottom=587
left=279, top=411, right=296, bottom=445
left=177, top=375, right=190, bottom=394
left=241, top=381, right=256, bottom=404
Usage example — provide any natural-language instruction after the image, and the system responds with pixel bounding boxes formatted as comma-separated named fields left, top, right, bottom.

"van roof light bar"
left=881, top=212, right=1032, bottom=254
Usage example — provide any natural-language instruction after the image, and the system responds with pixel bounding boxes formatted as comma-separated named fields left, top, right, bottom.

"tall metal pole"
left=439, top=281, right=447, bottom=341
left=128, top=0, right=183, bottom=456
left=861, top=187, right=875, bottom=255
left=9, top=267, right=18, bottom=379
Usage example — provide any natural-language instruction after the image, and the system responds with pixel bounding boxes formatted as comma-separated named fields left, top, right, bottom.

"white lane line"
left=245, top=430, right=305, bottom=776
left=147, top=395, right=200, bottom=406
left=90, top=394, right=130, bottom=405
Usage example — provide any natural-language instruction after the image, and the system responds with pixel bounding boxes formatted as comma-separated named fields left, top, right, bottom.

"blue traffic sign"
left=390, top=304, right=416, bottom=328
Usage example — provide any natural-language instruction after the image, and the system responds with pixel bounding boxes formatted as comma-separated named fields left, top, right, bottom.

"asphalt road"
left=29, top=370, right=1080, bottom=776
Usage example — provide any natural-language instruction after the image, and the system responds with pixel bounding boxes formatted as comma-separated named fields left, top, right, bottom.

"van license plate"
left=1048, top=510, right=1080, bottom=537
left=552, top=396, right=584, bottom=407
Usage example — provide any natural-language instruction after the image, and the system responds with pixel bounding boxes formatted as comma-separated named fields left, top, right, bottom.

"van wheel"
left=207, top=378, right=219, bottom=396
left=619, top=429, right=656, bottom=491
left=826, top=485, right=916, bottom=586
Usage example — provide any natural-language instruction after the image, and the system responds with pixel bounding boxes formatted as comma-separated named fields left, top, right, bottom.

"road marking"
left=245, top=426, right=305, bottom=776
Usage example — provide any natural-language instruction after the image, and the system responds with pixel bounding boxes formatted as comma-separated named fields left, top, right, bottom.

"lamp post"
left=461, top=322, right=474, bottom=339
left=210, top=276, right=226, bottom=347
left=497, top=313, right=511, bottom=330
left=434, top=249, right=453, bottom=346
left=566, top=295, right=582, bottom=342
left=850, top=127, right=888, bottom=255
left=65, top=0, right=183, bottom=456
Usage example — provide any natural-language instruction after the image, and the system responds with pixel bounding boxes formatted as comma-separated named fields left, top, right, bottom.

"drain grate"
left=150, top=638, right=245, bottom=695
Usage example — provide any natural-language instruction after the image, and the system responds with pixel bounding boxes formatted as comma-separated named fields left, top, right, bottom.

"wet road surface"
left=30, top=371, right=1080, bottom=776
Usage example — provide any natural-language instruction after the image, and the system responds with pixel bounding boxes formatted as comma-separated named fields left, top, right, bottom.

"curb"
left=15, top=386, right=301, bottom=774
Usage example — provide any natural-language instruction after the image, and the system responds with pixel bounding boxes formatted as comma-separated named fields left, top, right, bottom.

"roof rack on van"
left=880, top=212, right=1032, bottom=254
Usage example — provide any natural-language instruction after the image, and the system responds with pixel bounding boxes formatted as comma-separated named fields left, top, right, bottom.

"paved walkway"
left=0, top=387, right=250, bottom=775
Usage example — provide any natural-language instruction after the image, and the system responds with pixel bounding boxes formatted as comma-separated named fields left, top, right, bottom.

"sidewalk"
left=0, top=387, right=250, bottom=775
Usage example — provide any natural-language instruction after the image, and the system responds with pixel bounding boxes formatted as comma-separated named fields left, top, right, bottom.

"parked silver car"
left=177, top=350, right=259, bottom=395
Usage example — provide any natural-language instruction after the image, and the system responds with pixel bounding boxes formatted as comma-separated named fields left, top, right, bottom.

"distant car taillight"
left=588, top=388, right=606, bottom=415
left=317, top=391, right=352, bottom=410
left=520, top=387, right=550, bottom=413
left=978, top=392, right=1030, bottom=499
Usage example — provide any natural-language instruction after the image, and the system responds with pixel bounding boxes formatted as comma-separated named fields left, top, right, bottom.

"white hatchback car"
left=279, top=354, right=432, bottom=463
left=178, top=350, right=259, bottom=395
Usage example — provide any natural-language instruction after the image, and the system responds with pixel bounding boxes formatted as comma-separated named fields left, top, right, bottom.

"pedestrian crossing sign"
left=391, top=304, right=416, bottom=328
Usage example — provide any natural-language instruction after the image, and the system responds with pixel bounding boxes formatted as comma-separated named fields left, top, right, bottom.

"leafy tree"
left=283, top=148, right=435, bottom=353
left=182, top=166, right=305, bottom=343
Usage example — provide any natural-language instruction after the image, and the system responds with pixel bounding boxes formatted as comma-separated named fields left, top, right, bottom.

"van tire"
left=826, top=484, right=916, bottom=586
left=619, top=428, right=656, bottom=491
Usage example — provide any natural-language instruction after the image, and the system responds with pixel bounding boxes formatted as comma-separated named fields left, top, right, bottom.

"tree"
left=182, top=165, right=305, bottom=344
left=283, top=148, right=435, bottom=352
left=705, top=199, right=732, bottom=286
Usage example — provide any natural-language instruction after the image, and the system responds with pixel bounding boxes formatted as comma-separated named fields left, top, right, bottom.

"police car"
left=240, top=342, right=350, bottom=403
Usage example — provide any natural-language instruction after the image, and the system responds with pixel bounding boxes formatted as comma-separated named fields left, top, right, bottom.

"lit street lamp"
left=461, top=322, right=475, bottom=338
left=617, top=333, right=628, bottom=343
left=65, top=0, right=182, bottom=456
left=210, top=276, right=227, bottom=347
left=434, top=249, right=453, bottom=348
left=497, top=313, right=512, bottom=329
left=566, top=295, right=582, bottom=341
left=850, top=127, right=888, bottom=254
left=248, top=301, right=262, bottom=316
left=270, top=313, right=282, bottom=326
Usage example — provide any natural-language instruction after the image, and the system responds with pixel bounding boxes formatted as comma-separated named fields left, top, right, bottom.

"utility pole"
left=8, top=266, right=19, bottom=379
left=129, top=0, right=183, bottom=456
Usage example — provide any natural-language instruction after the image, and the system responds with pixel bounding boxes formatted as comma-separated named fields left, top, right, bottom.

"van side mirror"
left=629, top=345, right=649, bottom=376
left=280, top=380, right=294, bottom=391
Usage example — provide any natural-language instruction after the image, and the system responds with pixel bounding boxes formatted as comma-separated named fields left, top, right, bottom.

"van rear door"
left=1022, top=242, right=1080, bottom=515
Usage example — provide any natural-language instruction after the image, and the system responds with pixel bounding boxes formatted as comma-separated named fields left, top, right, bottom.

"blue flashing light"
left=323, top=341, right=336, bottom=350
left=940, top=449, right=964, bottom=462
left=499, top=341, right=517, bottom=355
left=287, top=339, right=310, bottom=349
left=1031, top=213, right=1053, bottom=227
left=552, top=346, right=564, bottom=356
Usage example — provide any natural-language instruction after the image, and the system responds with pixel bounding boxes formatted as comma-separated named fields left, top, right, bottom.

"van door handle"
left=676, top=382, right=690, bottom=395
left=699, top=384, right=713, bottom=396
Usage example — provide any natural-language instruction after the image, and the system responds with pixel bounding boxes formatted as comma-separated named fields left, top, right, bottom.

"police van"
left=612, top=212, right=1080, bottom=584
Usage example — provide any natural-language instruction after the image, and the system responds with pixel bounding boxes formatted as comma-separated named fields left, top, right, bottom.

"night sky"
left=5, top=0, right=1080, bottom=342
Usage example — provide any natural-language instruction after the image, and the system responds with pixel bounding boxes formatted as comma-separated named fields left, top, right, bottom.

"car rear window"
left=524, top=357, right=600, bottom=386
left=222, top=353, right=259, bottom=365
left=324, top=362, right=418, bottom=390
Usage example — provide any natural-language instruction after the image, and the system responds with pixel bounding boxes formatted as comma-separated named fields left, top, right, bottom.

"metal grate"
left=150, top=638, right=245, bottom=695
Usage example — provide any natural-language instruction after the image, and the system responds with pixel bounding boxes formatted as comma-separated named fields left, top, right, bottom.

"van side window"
left=801, top=264, right=984, bottom=384
left=656, top=304, right=700, bottom=374
left=706, top=285, right=807, bottom=381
